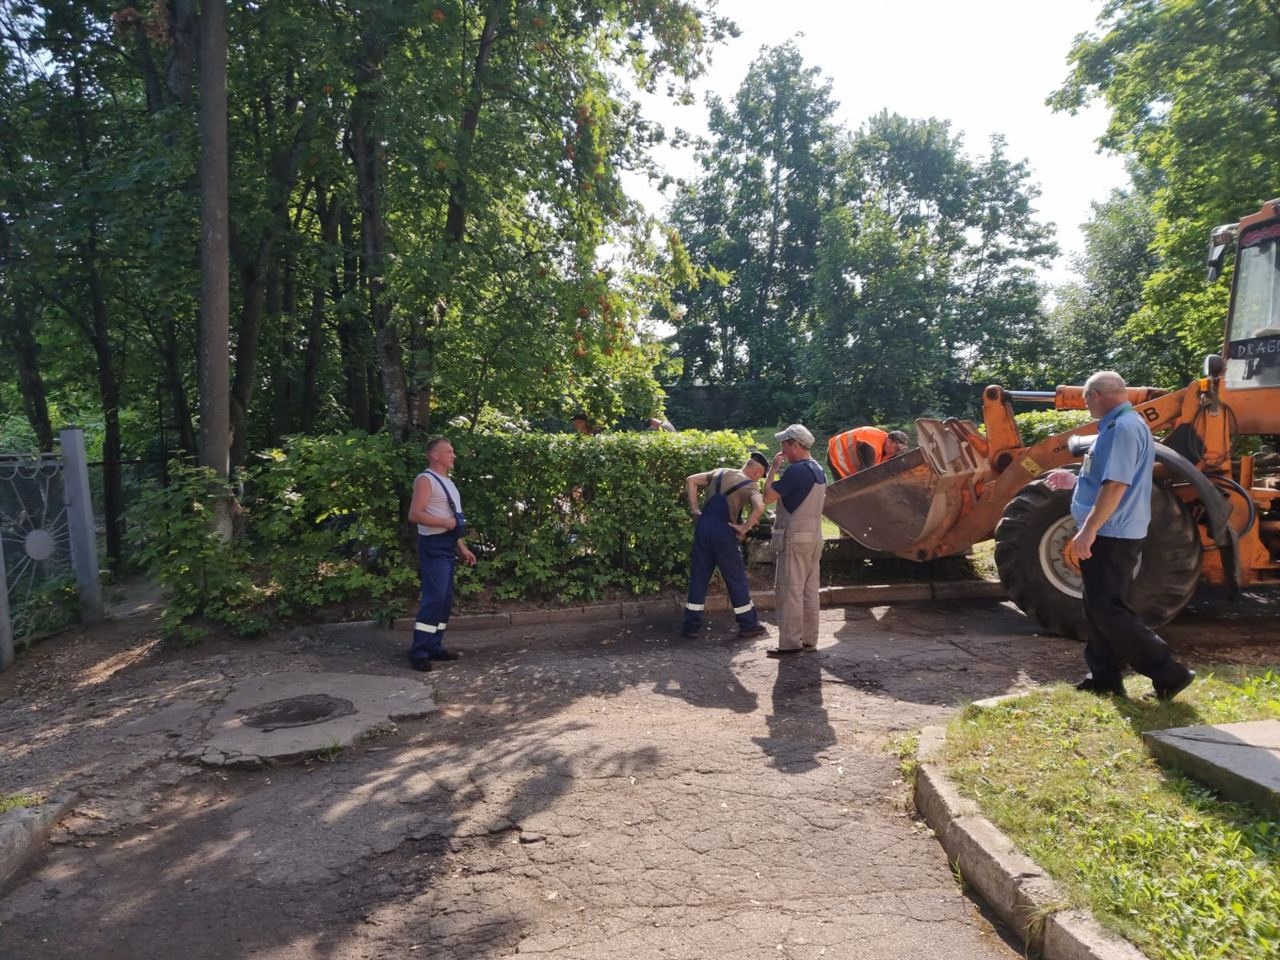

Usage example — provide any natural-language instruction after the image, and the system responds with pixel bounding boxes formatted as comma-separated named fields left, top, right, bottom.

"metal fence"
left=86, top=455, right=170, bottom=570
left=0, top=428, right=102, bottom=670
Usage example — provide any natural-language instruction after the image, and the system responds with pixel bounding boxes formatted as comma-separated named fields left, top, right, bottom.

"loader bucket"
left=822, top=419, right=990, bottom=558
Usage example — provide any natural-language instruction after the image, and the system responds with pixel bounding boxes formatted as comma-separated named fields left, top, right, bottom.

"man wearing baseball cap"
left=681, top=451, right=771, bottom=639
left=763, top=424, right=827, bottom=657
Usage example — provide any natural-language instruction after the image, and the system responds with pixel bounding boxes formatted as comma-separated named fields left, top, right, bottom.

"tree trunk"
left=5, top=297, right=55, bottom=452
left=410, top=1, right=505, bottom=429
left=350, top=25, right=410, bottom=440
left=335, top=204, right=372, bottom=430
left=0, top=222, right=53, bottom=451
left=161, top=313, right=198, bottom=453
left=81, top=232, right=125, bottom=566
left=167, top=0, right=198, bottom=106
left=198, top=0, right=233, bottom=549
left=229, top=243, right=271, bottom=465
left=443, top=2, right=503, bottom=246
left=68, top=64, right=125, bottom=564
left=272, top=253, right=297, bottom=440
left=228, top=91, right=309, bottom=463
left=301, top=189, right=339, bottom=432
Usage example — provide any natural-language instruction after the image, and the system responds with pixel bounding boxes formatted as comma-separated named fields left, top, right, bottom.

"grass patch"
left=0, top=793, right=44, bottom=814
left=889, top=732, right=921, bottom=782
left=941, top=668, right=1280, bottom=960
left=968, top=538, right=997, bottom=580
left=305, top=742, right=345, bottom=764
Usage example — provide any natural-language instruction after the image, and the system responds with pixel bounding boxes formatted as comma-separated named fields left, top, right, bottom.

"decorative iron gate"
left=0, top=428, right=101, bottom=670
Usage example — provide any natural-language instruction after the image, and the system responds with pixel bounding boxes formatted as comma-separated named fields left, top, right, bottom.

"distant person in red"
left=647, top=416, right=676, bottom=432
left=827, top=427, right=909, bottom=481
left=571, top=413, right=598, bottom=435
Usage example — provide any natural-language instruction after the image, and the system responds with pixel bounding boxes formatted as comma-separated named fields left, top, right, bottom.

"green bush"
left=130, top=429, right=753, bottom=630
left=452, top=429, right=750, bottom=600
left=243, top=432, right=418, bottom=619
left=1014, top=409, right=1092, bottom=446
left=128, top=465, right=265, bottom=638
left=8, top=576, right=78, bottom=644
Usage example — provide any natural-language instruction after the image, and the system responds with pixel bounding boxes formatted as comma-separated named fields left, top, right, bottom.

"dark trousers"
left=412, top=534, right=456, bottom=662
left=1080, top=535, right=1182, bottom=684
left=684, top=526, right=759, bottom=631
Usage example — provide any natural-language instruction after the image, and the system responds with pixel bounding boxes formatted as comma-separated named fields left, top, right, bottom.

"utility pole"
left=198, top=0, right=233, bottom=537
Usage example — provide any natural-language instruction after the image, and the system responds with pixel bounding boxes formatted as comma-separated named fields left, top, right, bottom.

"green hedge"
left=131, top=416, right=1098, bottom=636
left=1014, top=409, right=1092, bottom=446
left=453, top=430, right=750, bottom=600
left=130, top=429, right=752, bottom=633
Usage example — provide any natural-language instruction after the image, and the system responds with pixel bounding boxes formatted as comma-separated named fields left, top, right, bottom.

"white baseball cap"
left=774, top=423, right=815, bottom=448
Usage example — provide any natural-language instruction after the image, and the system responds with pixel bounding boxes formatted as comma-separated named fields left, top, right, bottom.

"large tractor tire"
left=993, top=480, right=1202, bottom=640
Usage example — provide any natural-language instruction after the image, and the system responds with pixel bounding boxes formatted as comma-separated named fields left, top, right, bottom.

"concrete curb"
left=0, top=792, right=79, bottom=893
left=914, top=725, right=1148, bottom=960
left=384, top=579, right=1006, bottom=634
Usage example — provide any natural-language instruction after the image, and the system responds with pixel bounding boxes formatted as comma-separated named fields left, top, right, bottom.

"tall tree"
left=1051, top=0, right=1280, bottom=362
left=1045, top=189, right=1183, bottom=386
left=807, top=114, right=1056, bottom=427
left=0, top=0, right=735, bottom=476
left=669, top=42, right=838, bottom=385
left=0, top=28, right=54, bottom=451
left=199, top=0, right=231, bottom=497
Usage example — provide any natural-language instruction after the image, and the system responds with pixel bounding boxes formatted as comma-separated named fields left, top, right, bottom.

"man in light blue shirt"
left=1045, top=371, right=1195, bottom=700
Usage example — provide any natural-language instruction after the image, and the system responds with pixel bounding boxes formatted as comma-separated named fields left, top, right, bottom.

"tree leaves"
left=1052, top=0, right=1280, bottom=367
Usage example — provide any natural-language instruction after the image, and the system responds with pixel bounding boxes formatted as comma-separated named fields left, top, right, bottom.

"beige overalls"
left=772, top=459, right=826, bottom=650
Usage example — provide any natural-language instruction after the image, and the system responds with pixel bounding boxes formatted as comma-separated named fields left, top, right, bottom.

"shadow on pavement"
left=753, top=652, right=836, bottom=774
left=0, top=596, right=1180, bottom=960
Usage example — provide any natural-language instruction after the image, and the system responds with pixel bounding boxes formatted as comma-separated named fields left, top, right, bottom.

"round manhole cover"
left=237, top=694, right=357, bottom=731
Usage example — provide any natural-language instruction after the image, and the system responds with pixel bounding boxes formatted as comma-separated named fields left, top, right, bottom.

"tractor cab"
left=1214, top=199, right=1280, bottom=431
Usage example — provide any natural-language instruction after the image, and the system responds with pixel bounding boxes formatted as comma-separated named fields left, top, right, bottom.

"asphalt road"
left=1, top=595, right=1274, bottom=959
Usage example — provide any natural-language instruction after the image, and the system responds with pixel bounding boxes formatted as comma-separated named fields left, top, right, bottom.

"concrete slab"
left=825, top=582, right=933, bottom=604
left=932, top=580, right=1008, bottom=601
left=0, top=793, right=77, bottom=892
left=1143, top=719, right=1280, bottom=816
left=1045, top=910, right=1150, bottom=960
left=179, top=672, right=436, bottom=769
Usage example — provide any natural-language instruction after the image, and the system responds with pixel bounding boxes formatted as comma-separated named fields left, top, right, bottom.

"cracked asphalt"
left=4, top=595, right=1265, bottom=959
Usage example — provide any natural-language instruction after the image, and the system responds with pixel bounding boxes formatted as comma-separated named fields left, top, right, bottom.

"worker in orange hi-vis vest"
left=827, top=427, right=910, bottom=481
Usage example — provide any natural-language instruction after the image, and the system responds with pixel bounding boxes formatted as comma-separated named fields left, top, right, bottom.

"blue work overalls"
left=411, top=470, right=466, bottom=664
left=684, top=470, right=759, bottom=633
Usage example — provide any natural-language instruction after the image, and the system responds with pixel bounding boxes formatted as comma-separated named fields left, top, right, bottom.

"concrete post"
left=59, top=427, right=103, bottom=624
left=0, top=543, right=12, bottom=672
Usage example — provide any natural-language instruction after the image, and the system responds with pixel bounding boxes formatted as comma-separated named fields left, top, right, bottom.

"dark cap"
left=887, top=430, right=909, bottom=445
left=749, top=451, right=769, bottom=469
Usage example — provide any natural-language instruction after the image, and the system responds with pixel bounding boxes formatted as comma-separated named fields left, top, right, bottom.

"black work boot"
left=1152, top=666, right=1196, bottom=702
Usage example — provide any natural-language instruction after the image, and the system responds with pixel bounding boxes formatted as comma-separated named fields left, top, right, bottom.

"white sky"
left=627, top=0, right=1130, bottom=287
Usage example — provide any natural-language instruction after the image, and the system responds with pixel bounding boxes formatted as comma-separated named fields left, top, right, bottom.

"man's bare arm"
left=684, top=472, right=711, bottom=516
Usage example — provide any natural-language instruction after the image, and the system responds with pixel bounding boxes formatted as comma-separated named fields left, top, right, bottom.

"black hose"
left=1208, top=473, right=1257, bottom=537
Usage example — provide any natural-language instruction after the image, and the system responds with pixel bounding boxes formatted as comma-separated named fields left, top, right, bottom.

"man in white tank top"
left=406, top=437, right=476, bottom=671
